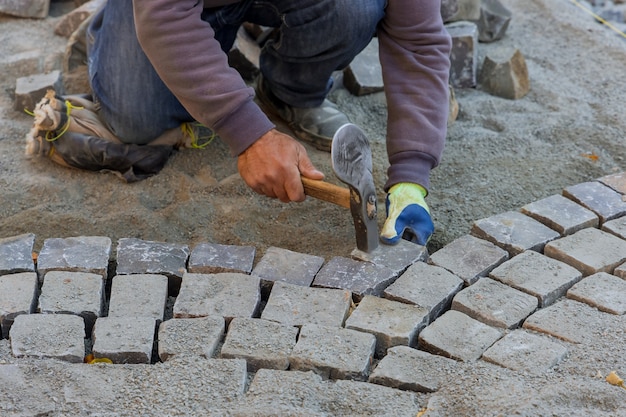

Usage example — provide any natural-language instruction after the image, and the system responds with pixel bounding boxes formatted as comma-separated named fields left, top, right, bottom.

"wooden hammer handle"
left=302, top=177, right=350, bottom=209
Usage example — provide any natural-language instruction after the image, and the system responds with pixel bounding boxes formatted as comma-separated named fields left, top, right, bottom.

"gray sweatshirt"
left=132, top=0, right=451, bottom=190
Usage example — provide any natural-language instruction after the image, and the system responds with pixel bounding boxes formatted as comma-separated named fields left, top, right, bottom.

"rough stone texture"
left=369, top=345, right=458, bottom=393
left=0, top=233, right=35, bottom=274
left=479, top=48, right=528, bottom=99
left=418, top=310, right=503, bottom=361
left=252, top=246, right=324, bottom=288
left=53, top=0, right=105, bottom=38
left=91, top=316, right=156, bottom=364
left=36, top=236, right=111, bottom=283
left=38, top=271, right=104, bottom=332
left=598, top=172, right=626, bottom=195
left=228, top=26, right=260, bottom=81
left=471, top=211, right=561, bottom=256
left=449, top=0, right=481, bottom=22
left=614, top=262, right=626, bottom=280
left=566, top=272, right=626, bottom=315
left=441, top=0, right=460, bottom=22
left=312, top=256, right=397, bottom=301
left=563, top=181, right=626, bottom=224
left=343, top=37, right=384, bottom=96
left=383, top=261, right=464, bottom=323
left=260, top=281, right=351, bottom=328
left=521, top=194, right=599, bottom=236
left=0, top=0, right=49, bottom=19
left=543, top=228, right=626, bottom=277
left=188, top=242, right=255, bottom=274
left=429, top=234, right=508, bottom=284
left=475, top=0, right=512, bottom=43
left=0, top=272, right=38, bottom=338
left=221, top=317, right=298, bottom=371
left=157, top=316, right=225, bottom=361
left=351, top=238, right=428, bottom=276
left=289, top=324, right=376, bottom=381
left=446, top=21, right=479, bottom=88
left=345, top=295, right=429, bottom=357
left=107, top=274, right=168, bottom=321
left=489, top=250, right=583, bottom=307
left=14, top=70, right=63, bottom=112
left=173, top=272, right=261, bottom=323
left=481, top=330, right=568, bottom=374
left=10, top=314, right=84, bottom=363
left=451, top=277, right=538, bottom=329
left=601, top=216, right=626, bottom=240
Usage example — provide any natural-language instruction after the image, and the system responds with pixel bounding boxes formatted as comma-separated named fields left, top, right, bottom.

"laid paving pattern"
left=2, top=172, right=626, bottom=415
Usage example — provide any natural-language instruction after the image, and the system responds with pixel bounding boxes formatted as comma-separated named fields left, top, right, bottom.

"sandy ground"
left=1, top=0, right=626, bottom=415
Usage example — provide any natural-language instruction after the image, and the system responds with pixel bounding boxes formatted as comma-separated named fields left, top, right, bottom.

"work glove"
left=380, top=182, right=434, bottom=246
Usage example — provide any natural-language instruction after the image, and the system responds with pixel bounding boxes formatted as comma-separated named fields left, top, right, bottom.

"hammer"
left=301, top=124, right=379, bottom=253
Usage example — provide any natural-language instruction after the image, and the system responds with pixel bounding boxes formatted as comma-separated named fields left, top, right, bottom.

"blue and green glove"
left=380, top=182, right=434, bottom=246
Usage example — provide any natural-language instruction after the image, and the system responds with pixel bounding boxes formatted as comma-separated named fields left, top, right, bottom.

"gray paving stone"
left=418, top=310, right=503, bottom=361
left=188, top=242, right=255, bottom=274
left=0, top=0, right=49, bottom=18
left=157, top=316, right=225, bottom=361
left=351, top=238, right=428, bottom=276
left=563, top=181, right=626, bottom=224
left=260, top=281, right=351, bottom=328
left=544, top=228, right=626, bottom=276
left=53, top=0, right=104, bottom=38
left=15, top=70, right=63, bottom=112
left=116, top=238, right=189, bottom=295
left=471, top=211, right=560, bottom=256
left=107, top=274, right=168, bottom=321
left=369, top=345, right=458, bottom=393
left=173, top=272, right=260, bottom=323
left=0, top=272, right=38, bottom=338
left=10, top=314, right=84, bottom=363
left=429, top=234, right=509, bottom=285
left=384, top=261, right=464, bottom=323
left=289, top=324, right=376, bottom=381
left=481, top=330, right=568, bottom=374
left=312, top=256, right=397, bottom=301
left=251, top=246, right=324, bottom=288
left=597, top=172, right=626, bottom=195
left=38, top=271, right=104, bottom=332
left=520, top=194, right=599, bottom=236
left=36, top=236, right=111, bottom=283
left=489, top=250, right=582, bottom=307
left=452, top=277, right=538, bottom=329
left=343, top=37, right=384, bottom=96
left=601, top=216, right=626, bottom=240
left=221, top=317, right=298, bottom=371
left=447, top=21, right=479, bottom=88
left=0, top=233, right=35, bottom=274
left=91, top=316, right=156, bottom=364
left=566, top=272, right=626, bottom=315
left=345, top=295, right=429, bottom=357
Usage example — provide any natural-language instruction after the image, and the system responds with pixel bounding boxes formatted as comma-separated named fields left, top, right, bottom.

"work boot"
left=256, top=75, right=350, bottom=152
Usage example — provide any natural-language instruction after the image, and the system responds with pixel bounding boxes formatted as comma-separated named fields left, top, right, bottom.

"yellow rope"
left=569, top=0, right=626, bottom=39
left=181, top=122, right=216, bottom=149
left=44, top=100, right=84, bottom=142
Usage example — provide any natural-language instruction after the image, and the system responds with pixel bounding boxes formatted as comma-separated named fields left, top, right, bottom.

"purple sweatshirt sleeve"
left=378, top=0, right=452, bottom=191
left=132, top=0, right=275, bottom=156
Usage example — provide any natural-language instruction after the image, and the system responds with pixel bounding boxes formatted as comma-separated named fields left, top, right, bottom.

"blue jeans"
left=88, top=0, right=385, bottom=144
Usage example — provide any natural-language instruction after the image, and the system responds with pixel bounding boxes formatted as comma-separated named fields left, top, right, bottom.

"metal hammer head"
left=331, top=124, right=379, bottom=253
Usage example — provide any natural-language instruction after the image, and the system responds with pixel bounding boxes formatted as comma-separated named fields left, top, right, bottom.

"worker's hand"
left=238, top=129, right=324, bottom=203
left=380, top=182, right=434, bottom=246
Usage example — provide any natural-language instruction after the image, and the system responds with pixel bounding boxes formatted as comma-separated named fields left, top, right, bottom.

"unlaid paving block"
left=289, top=324, right=376, bottom=381
left=221, top=318, right=298, bottom=371
left=107, top=274, right=168, bottom=321
left=251, top=246, right=324, bottom=288
left=38, top=271, right=104, bottom=332
left=489, top=250, right=582, bottom=307
left=343, top=37, right=383, bottom=96
left=566, top=272, right=626, bottom=315
left=37, top=236, right=111, bottom=283
left=479, top=48, right=528, bottom=99
left=471, top=211, right=560, bottom=256
left=116, top=238, right=189, bottom=294
left=15, top=70, right=63, bottom=112
left=0, top=233, right=35, bottom=274
left=452, top=277, right=538, bottom=329
left=0, top=272, right=38, bottom=338
left=173, top=272, right=260, bottom=323
left=369, top=346, right=458, bottom=393
left=429, top=234, right=508, bottom=285
left=261, top=281, right=351, bottom=328
left=0, top=0, right=49, bottom=19
left=188, top=242, right=255, bottom=274
left=351, top=238, right=428, bottom=276
left=418, top=310, right=503, bottom=361
left=345, top=295, right=429, bottom=357
left=157, top=316, right=225, bottom=361
left=602, top=217, right=626, bottom=240
left=598, top=171, right=626, bottom=195
left=544, top=228, right=626, bottom=277
left=446, top=21, right=479, bottom=88
left=475, top=0, right=512, bottom=43
left=384, top=262, right=464, bottom=323
left=10, top=314, right=84, bottom=363
left=563, top=181, right=626, bottom=224
left=91, top=316, right=156, bottom=364
left=521, top=194, right=599, bottom=236
left=54, top=0, right=105, bottom=38
left=312, top=256, right=397, bottom=301
left=482, top=330, right=568, bottom=374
